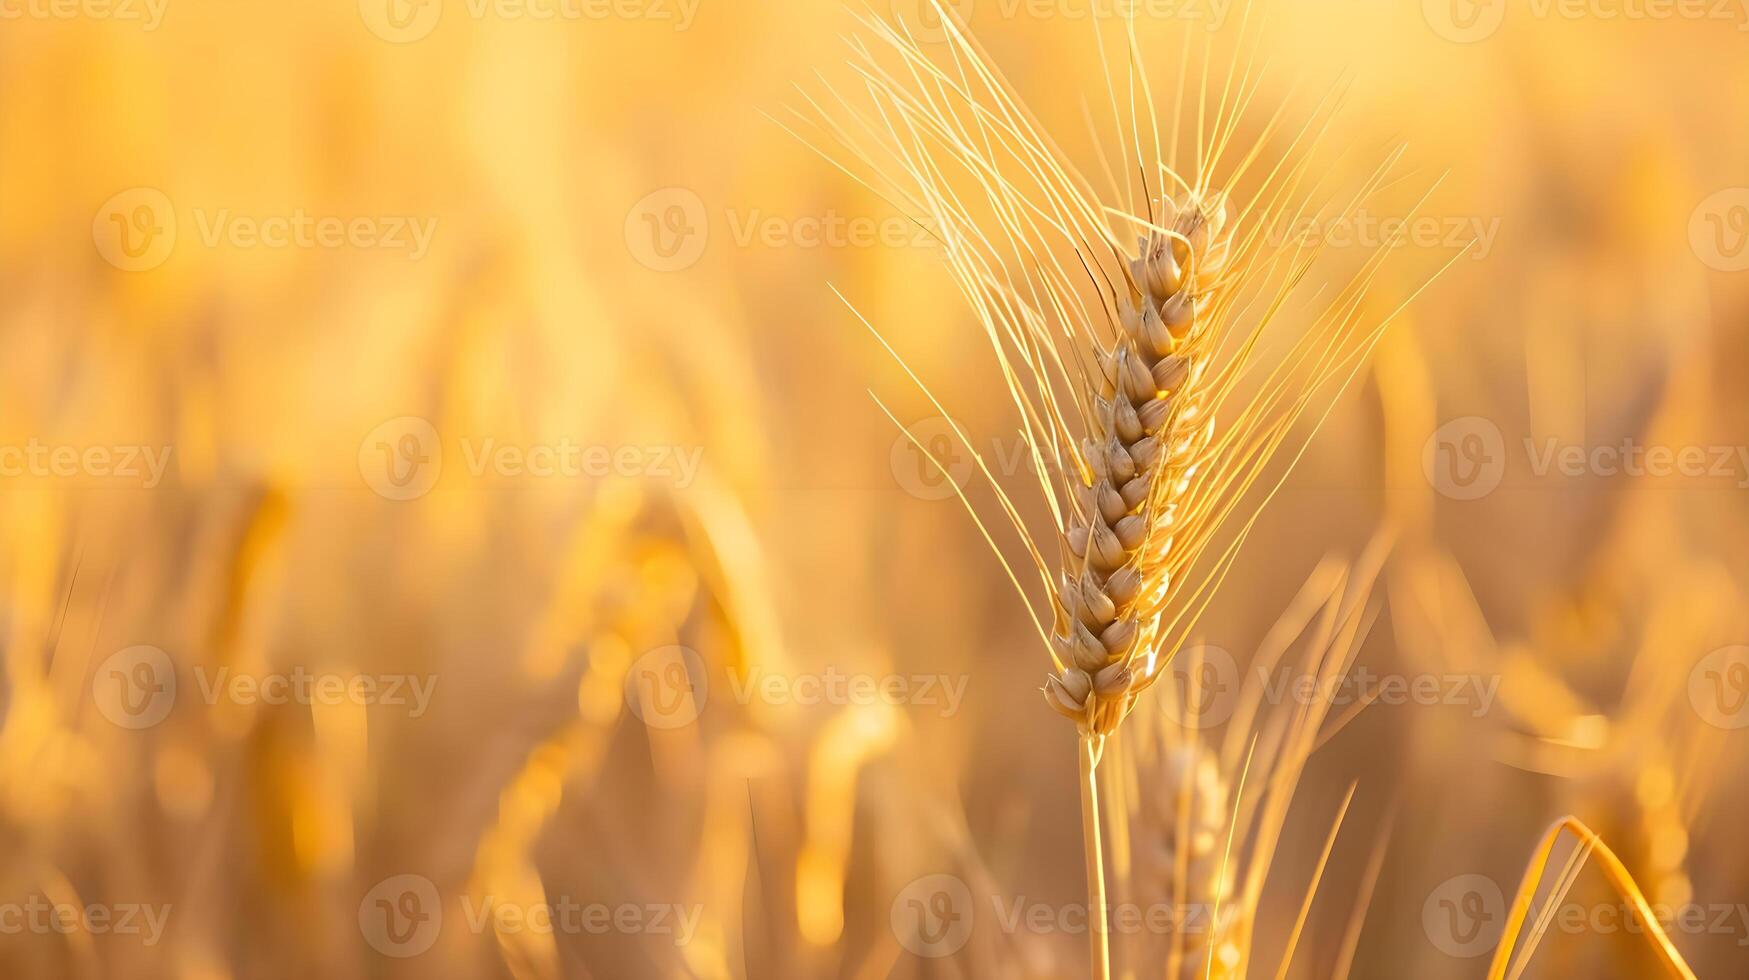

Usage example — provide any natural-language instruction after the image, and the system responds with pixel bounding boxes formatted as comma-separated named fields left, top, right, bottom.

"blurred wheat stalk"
left=1115, top=536, right=1390, bottom=979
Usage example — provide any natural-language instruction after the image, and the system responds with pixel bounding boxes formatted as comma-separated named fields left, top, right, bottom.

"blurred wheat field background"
left=1, top=0, right=1746, bottom=977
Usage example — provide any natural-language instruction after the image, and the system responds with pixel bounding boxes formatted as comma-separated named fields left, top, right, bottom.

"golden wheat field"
left=2, top=0, right=1748, bottom=977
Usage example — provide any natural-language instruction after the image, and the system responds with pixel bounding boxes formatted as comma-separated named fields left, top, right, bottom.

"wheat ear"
left=1122, top=535, right=1392, bottom=979
left=1135, top=742, right=1244, bottom=980
left=792, top=6, right=1438, bottom=744
left=792, top=4, right=1441, bottom=977
left=1041, top=192, right=1230, bottom=740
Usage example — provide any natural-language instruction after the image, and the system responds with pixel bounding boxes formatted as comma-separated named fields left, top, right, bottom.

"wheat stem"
left=1487, top=817, right=1697, bottom=980
left=1080, top=735, right=1111, bottom=980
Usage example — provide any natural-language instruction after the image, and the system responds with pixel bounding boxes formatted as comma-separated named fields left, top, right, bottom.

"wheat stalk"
left=789, top=4, right=1450, bottom=976
left=1488, top=817, right=1697, bottom=980
left=1123, top=536, right=1388, bottom=980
